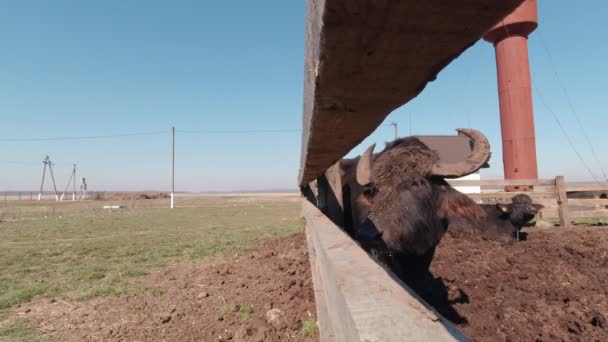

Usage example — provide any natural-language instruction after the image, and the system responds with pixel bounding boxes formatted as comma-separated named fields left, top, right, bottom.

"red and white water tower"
left=484, top=0, right=539, bottom=190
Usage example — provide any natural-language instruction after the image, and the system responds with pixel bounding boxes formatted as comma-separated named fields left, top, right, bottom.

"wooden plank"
left=467, top=192, right=555, bottom=200
left=568, top=199, right=608, bottom=206
left=566, top=184, right=608, bottom=192
left=305, top=229, right=337, bottom=342
left=302, top=199, right=468, bottom=342
left=556, top=176, right=571, bottom=228
left=448, top=179, right=555, bottom=187
left=540, top=210, right=559, bottom=220
left=570, top=210, right=608, bottom=218
left=298, top=0, right=525, bottom=185
left=317, top=170, right=345, bottom=227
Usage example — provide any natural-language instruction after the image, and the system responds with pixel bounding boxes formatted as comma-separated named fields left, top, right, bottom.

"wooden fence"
left=299, top=0, right=535, bottom=340
left=2, top=191, right=104, bottom=201
left=303, top=199, right=468, bottom=342
left=447, top=177, right=608, bottom=227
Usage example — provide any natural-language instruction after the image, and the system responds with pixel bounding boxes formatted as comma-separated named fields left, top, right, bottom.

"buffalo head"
left=340, top=129, right=491, bottom=260
left=496, top=194, right=544, bottom=231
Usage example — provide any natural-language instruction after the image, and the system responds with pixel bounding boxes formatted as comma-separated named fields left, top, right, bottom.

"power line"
left=0, top=130, right=167, bottom=142
left=532, top=80, right=601, bottom=183
left=537, top=30, right=607, bottom=182
left=0, top=160, right=75, bottom=167
left=0, top=160, right=40, bottom=166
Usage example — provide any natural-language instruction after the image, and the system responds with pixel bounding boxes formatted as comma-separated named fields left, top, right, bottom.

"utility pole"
left=39, top=155, right=59, bottom=201
left=60, top=164, right=77, bottom=201
left=73, top=164, right=76, bottom=201
left=38, top=157, right=48, bottom=201
left=390, top=122, right=398, bottom=139
left=171, top=126, right=175, bottom=209
left=48, top=159, right=59, bottom=201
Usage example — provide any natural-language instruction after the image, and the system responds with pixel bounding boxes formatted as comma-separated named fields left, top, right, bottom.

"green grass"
left=0, top=195, right=302, bottom=319
left=222, top=304, right=236, bottom=314
left=299, top=318, right=318, bottom=337
left=0, top=319, right=43, bottom=342
left=238, top=304, right=254, bottom=321
left=543, top=217, right=606, bottom=226
left=571, top=217, right=606, bottom=225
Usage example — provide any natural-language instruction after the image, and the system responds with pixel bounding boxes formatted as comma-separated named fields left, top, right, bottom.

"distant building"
left=452, top=172, right=481, bottom=194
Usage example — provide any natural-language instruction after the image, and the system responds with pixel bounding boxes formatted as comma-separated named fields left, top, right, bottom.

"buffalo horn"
left=356, top=143, right=376, bottom=185
left=431, top=128, right=491, bottom=178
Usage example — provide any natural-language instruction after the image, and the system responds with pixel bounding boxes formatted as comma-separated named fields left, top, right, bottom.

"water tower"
left=484, top=0, right=539, bottom=190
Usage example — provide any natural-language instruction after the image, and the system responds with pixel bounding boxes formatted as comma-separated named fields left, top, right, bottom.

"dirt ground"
left=18, top=234, right=316, bottom=342
left=103, top=192, right=170, bottom=200
left=16, top=226, right=608, bottom=341
left=427, top=225, right=608, bottom=341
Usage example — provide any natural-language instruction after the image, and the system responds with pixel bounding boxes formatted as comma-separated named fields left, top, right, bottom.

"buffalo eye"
left=362, top=185, right=377, bottom=198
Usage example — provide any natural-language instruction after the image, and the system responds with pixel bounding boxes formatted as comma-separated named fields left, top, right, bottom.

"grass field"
left=0, top=195, right=303, bottom=341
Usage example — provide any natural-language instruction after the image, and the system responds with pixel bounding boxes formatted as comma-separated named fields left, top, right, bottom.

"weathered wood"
left=539, top=209, right=559, bottom=220
left=467, top=192, right=555, bottom=200
left=555, top=176, right=571, bottom=228
left=316, top=162, right=345, bottom=227
left=568, top=198, right=608, bottom=206
left=447, top=179, right=555, bottom=187
left=299, top=0, right=525, bottom=185
left=569, top=210, right=608, bottom=218
left=566, top=184, right=608, bottom=192
left=303, top=199, right=468, bottom=342
left=305, top=229, right=337, bottom=342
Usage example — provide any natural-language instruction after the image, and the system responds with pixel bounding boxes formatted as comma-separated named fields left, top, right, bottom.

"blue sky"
left=0, top=1, right=606, bottom=191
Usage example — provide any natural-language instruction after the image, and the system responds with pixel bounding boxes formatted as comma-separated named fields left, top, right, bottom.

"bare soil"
left=426, top=225, right=608, bottom=341
left=19, top=234, right=317, bottom=342
left=17, top=226, right=608, bottom=342
left=104, top=192, right=170, bottom=200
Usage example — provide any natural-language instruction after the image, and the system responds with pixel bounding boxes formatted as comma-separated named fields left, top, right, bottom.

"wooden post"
left=316, top=162, right=344, bottom=228
left=555, top=176, right=571, bottom=228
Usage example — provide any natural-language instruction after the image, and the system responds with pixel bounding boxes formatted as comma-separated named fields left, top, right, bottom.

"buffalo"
left=338, top=129, right=491, bottom=279
left=433, top=182, right=544, bottom=241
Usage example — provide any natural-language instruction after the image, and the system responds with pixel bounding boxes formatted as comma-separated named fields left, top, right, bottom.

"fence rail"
left=447, top=179, right=556, bottom=187
left=447, top=176, right=608, bottom=227
left=566, top=184, right=608, bottom=192
left=2, top=191, right=105, bottom=202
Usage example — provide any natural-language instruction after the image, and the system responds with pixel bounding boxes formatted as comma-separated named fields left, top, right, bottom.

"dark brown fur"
left=340, top=137, right=447, bottom=280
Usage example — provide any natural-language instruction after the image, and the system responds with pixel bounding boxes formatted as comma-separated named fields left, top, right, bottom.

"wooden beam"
left=568, top=198, right=608, bottom=206
left=302, top=199, right=468, bottom=341
left=566, top=184, right=608, bottom=192
left=447, top=179, right=555, bottom=187
left=316, top=163, right=345, bottom=227
left=305, top=229, right=338, bottom=342
left=299, top=0, right=525, bottom=185
left=555, top=176, right=571, bottom=228
left=569, top=210, right=608, bottom=218
left=467, top=192, right=555, bottom=199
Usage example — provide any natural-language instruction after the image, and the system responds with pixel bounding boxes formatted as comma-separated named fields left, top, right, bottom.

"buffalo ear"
left=496, top=203, right=511, bottom=213
left=533, top=204, right=544, bottom=211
